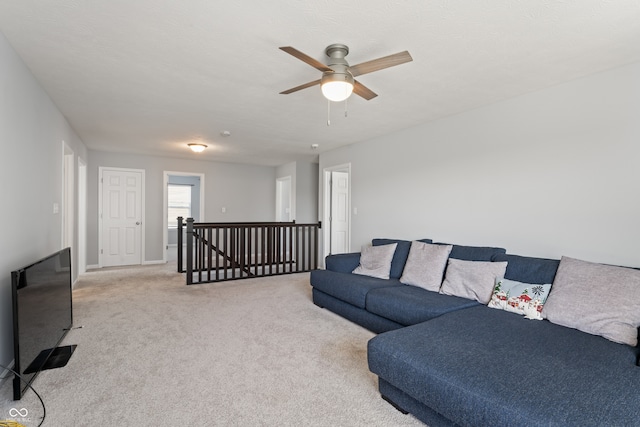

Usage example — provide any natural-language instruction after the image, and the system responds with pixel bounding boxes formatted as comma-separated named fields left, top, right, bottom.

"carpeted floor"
left=1, top=263, right=423, bottom=426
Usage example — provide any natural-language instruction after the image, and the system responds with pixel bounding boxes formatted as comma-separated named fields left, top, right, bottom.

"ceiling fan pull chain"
left=327, top=99, right=331, bottom=126
left=345, top=97, right=348, bottom=118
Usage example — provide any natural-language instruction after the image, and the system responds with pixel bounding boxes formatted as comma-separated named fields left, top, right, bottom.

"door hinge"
left=100, top=249, right=103, bottom=254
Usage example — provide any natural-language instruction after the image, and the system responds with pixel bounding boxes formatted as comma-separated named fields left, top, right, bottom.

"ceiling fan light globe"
left=321, top=71, right=354, bottom=102
left=321, top=81, right=353, bottom=102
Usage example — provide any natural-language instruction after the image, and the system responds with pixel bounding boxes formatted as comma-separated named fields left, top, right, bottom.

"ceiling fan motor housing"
left=325, top=43, right=350, bottom=66
left=322, top=43, right=354, bottom=87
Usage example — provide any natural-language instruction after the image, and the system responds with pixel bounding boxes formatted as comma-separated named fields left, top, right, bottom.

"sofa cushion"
left=543, top=256, right=640, bottom=346
left=353, top=243, right=398, bottom=279
left=366, top=285, right=479, bottom=326
left=325, top=252, right=361, bottom=273
left=309, top=269, right=402, bottom=309
left=368, top=305, right=640, bottom=427
left=492, top=253, right=560, bottom=284
left=488, top=277, right=552, bottom=320
left=436, top=243, right=506, bottom=261
left=440, top=259, right=508, bottom=304
left=373, top=238, right=432, bottom=279
left=312, top=288, right=404, bottom=334
left=400, top=242, right=452, bottom=291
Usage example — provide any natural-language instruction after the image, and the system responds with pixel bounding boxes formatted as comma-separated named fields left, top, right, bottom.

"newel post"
left=186, top=218, right=194, bottom=285
left=177, top=217, right=183, bottom=273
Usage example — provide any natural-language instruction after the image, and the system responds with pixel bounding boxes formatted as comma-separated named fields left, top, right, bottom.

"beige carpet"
left=1, top=263, right=423, bottom=426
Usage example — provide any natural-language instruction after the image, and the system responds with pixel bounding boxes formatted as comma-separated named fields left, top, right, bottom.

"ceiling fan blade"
left=280, top=79, right=322, bottom=95
left=349, top=51, right=413, bottom=77
left=279, top=46, right=332, bottom=72
left=353, top=80, right=378, bottom=100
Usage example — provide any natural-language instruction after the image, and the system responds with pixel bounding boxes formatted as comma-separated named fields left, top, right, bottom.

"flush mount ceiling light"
left=188, top=143, right=207, bottom=153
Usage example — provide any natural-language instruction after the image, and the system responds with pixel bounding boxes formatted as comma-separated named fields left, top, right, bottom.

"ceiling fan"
left=279, top=44, right=413, bottom=102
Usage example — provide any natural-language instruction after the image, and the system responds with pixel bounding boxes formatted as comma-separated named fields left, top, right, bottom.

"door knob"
left=136, top=222, right=141, bottom=225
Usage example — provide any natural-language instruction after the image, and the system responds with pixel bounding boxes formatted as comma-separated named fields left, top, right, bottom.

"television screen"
left=12, top=247, right=74, bottom=400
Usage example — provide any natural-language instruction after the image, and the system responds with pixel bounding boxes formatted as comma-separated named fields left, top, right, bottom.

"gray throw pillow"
left=542, top=256, right=640, bottom=346
left=352, top=243, right=398, bottom=280
left=440, top=258, right=508, bottom=304
left=400, top=241, right=453, bottom=291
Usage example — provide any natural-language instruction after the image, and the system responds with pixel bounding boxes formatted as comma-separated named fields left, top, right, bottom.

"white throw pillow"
left=400, top=241, right=453, bottom=291
left=352, top=243, right=398, bottom=279
left=440, top=258, right=508, bottom=304
left=542, top=256, right=640, bottom=346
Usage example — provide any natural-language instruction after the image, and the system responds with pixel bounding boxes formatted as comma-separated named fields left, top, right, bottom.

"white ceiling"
left=1, top=1, right=639, bottom=166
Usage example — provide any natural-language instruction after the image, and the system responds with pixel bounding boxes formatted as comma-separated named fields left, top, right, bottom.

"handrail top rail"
left=191, top=221, right=320, bottom=229
left=191, top=220, right=295, bottom=225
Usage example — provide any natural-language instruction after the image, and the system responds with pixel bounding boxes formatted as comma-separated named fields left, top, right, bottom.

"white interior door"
left=330, top=170, right=350, bottom=254
left=100, top=168, right=144, bottom=267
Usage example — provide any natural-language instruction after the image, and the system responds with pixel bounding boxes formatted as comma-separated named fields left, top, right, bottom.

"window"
left=168, top=184, right=191, bottom=228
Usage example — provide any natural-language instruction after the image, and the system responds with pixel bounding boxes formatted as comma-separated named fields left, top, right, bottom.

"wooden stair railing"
left=177, top=217, right=321, bottom=284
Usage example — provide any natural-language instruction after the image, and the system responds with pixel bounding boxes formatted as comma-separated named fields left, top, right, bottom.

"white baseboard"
left=143, top=260, right=166, bottom=265
left=86, top=260, right=165, bottom=270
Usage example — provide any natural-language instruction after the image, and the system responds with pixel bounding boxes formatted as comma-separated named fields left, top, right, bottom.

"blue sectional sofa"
left=309, top=239, right=640, bottom=426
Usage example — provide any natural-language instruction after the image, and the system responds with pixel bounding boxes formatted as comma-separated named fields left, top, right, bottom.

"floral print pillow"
left=488, top=277, right=552, bottom=320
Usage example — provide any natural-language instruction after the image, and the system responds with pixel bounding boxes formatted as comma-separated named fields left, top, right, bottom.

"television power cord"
left=0, top=363, right=45, bottom=427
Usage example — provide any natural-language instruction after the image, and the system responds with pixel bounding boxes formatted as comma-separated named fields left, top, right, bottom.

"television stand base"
left=24, top=345, right=77, bottom=374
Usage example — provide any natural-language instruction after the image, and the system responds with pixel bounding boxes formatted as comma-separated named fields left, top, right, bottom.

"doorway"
left=323, top=164, right=351, bottom=259
left=98, top=167, right=145, bottom=267
left=62, top=142, right=74, bottom=278
left=163, top=171, right=205, bottom=263
left=275, top=176, right=292, bottom=222
left=78, top=157, right=87, bottom=275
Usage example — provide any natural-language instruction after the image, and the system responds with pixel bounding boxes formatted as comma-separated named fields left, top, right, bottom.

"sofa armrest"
left=325, top=252, right=361, bottom=273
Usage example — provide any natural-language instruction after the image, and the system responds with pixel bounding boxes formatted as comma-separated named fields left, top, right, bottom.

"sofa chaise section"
left=367, top=253, right=640, bottom=426
left=368, top=304, right=640, bottom=426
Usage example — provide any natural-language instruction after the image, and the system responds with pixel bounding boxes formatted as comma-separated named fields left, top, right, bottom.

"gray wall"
left=319, top=61, right=640, bottom=268
left=276, top=162, right=296, bottom=220
left=0, top=33, right=88, bottom=372
left=276, top=160, right=319, bottom=224
left=87, top=151, right=276, bottom=265
left=295, top=161, right=319, bottom=224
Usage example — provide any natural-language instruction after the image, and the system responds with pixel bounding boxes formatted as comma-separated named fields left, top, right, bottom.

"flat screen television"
left=11, top=247, right=76, bottom=400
